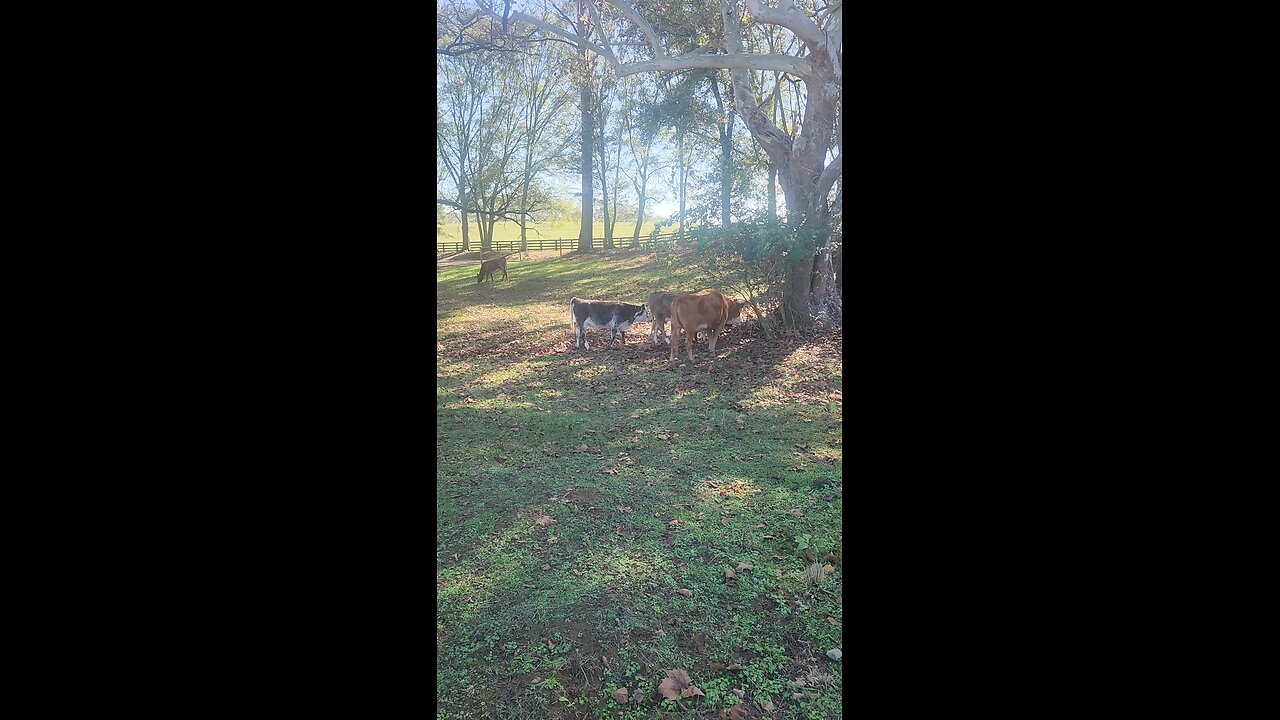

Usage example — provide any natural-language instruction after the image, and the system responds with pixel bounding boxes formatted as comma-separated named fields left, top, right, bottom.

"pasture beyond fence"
left=435, top=232, right=682, bottom=255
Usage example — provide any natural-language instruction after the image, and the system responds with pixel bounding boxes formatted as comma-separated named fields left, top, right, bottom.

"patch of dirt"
left=561, top=488, right=604, bottom=504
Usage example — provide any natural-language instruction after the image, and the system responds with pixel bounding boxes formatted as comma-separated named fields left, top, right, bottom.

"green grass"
left=437, top=248, right=843, bottom=720
left=438, top=220, right=663, bottom=243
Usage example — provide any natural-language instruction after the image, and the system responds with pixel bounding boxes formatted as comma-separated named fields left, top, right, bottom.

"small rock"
left=826, top=648, right=842, bottom=661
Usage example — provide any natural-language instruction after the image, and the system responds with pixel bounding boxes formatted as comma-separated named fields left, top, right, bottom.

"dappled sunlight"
left=692, top=475, right=763, bottom=501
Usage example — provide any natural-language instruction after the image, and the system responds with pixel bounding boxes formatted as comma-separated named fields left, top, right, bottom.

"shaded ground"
left=437, top=249, right=843, bottom=720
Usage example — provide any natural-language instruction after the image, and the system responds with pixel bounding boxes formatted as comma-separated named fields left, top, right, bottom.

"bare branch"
left=814, top=153, right=841, bottom=202
left=603, top=0, right=664, bottom=55
left=584, top=1, right=621, bottom=72
left=478, top=5, right=614, bottom=60
left=618, top=53, right=811, bottom=78
left=744, top=0, right=825, bottom=49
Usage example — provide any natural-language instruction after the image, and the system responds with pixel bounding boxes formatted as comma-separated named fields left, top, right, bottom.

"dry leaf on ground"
left=612, top=688, right=629, bottom=704
left=759, top=698, right=775, bottom=711
left=540, top=564, right=551, bottom=571
left=535, top=516, right=556, bottom=527
left=658, top=669, right=704, bottom=700
left=676, top=588, right=693, bottom=597
left=736, top=563, right=753, bottom=572
left=787, top=508, right=803, bottom=516
left=725, top=567, right=737, bottom=579
left=730, top=704, right=749, bottom=719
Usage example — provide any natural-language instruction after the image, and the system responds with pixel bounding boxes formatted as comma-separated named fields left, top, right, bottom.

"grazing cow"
left=476, top=254, right=511, bottom=284
left=569, top=297, right=649, bottom=350
left=668, top=289, right=746, bottom=364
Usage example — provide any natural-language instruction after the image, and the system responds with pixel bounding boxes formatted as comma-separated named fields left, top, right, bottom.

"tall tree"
left=480, top=0, right=843, bottom=327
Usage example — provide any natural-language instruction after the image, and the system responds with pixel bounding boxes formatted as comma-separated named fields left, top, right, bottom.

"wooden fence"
left=436, top=232, right=683, bottom=255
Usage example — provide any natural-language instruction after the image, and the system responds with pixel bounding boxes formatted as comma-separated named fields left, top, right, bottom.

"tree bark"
left=677, top=130, right=686, bottom=241
left=577, top=5, right=594, bottom=253
left=632, top=170, right=646, bottom=248
left=599, top=118, right=612, bottom=249
left=459, top=194, right=471, bottom=252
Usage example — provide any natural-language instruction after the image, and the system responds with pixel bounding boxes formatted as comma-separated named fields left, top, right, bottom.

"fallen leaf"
left=787, top=508, right=803, bottom=516
left=730, top=704, right=749, bottom=719
left=657, top=432, right=671, bottom=440
left=735, top=414, right=745, bottom=424
left=618, top=506, right=633, bottom=513
left=835, top=490, right=842, bottom=498
left=540, top=564, right=551, bottom=571
left=668, top=519, right=682, bottom=527
left=547, top=639, right=554, bottom=650
left=709, top=662, right=726, bottom=671
left=792, top=692, right=805, bottom=700
left=612, top=687, right=629, bottom=704
left=760, top=698, right=775, bottom=711
left=736, top=563, right=753, bottom=572
left=731, top=688, right=746, bottom=699
left=721, top=517, right=729, bottom=525
left=727, top=663, right=742, bottom=670
left=795, top=443, right=807, bottom=449
left=823, top=563, right=835, bottom=573
left=535, top=516, right=556, bottom=527
left=725, top=567, right=737, bottom=579
left=605, top=467, right=619, bottom=475
left=676, top=588, right=693, bottom=597
left=657, top=669, right=702, bottom=700
left=573, top=445, right=590, bottom=452
left=827, top=616, right=841, bottom=626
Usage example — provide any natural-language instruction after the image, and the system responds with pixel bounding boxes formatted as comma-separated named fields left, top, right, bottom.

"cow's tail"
left=569, top=298, right=578, bottom=332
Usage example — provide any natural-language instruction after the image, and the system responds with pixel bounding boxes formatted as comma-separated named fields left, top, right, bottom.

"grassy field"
left=438, top=220, right=664, bottom=242
left=437, top=248, right=843, bottom=720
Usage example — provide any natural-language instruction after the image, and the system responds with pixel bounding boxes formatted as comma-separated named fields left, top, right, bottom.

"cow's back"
left=671, top=290, right=729, bottom=331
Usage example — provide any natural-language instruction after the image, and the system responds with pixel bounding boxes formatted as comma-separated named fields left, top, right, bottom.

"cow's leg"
left=502, top=268, right=508, bottom=281
left=684, top=325, right=696, bottom=363
left=574, top=323, right=581, bottom=348
left=669, top=318, right=680, bottom=362
left=619, top=330, right=626, bottom=345
left=651, top=316, right=660, bottom=345
left=708, top=326, right=719, bottom=358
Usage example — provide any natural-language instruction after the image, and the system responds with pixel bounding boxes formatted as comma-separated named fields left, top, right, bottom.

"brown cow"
left=668, top=289, right=746, bottom=364
left=476, top=254, right=512, bottom=284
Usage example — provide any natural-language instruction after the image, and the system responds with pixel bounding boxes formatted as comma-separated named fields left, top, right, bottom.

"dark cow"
left=569, top=297, right=649, bottom=350
left=648, top=291, right=695, bottom=345
left=668, top=289, right=746, bottom=364
left=477, top=254, right=511, bottom=284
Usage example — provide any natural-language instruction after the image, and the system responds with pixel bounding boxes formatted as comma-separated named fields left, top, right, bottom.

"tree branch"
left=744, top=0, right=825, bottom=49
left=618, top=53, right=811, bottom=78
left=814, top=153, right=841, bottom=203
left=603, top=0, right=664, bottom=55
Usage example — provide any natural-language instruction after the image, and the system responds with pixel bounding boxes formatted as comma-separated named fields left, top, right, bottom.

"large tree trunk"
left=677, top=131, right=686, bottom=241
left=599, top=125, right=612, bottom=249
left=520, top=157, right=531, bottom=253
left=632, top=170, right=647, bottom=248
left=460, top=196, right=471, bottom=252
left=577, top=6, right=593, bottom=253
left=767, top=162, right=777, bottom=224
left=476, top=209, right=488, bottom=254
left=711, top=78, right=732, bottom=227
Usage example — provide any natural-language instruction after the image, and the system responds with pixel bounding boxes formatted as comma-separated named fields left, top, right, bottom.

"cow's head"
left=476, top=266, right=486, bottom=284
left=632, top=304, right=650, bottom=325
left=726, top=299, right=747, bottom=325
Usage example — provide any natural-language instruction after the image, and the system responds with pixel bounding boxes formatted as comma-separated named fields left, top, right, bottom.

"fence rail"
left=436, top=232, right=682, bottom=256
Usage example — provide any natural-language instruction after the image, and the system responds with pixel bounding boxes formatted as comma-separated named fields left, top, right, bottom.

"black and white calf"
left=569, top=297, right=649, bottom=350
